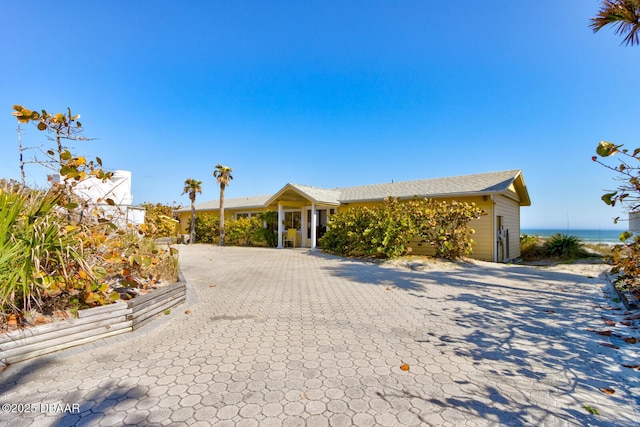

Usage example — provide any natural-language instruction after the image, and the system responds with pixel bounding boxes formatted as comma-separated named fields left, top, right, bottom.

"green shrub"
left=142, top=202, right=181, bottom=238
left=366, top=198, right=415, bottom=258
left=320, top=204, right=409, bottom=258
left=520, top=233, right=537, bottom=246
left=543, top=233, right=588, bottom=258
left=226, top=217, right=263, bottom=246
left=192, top=213, right=219, bottom=243
left=318, top=207, right=366, bottom=256
left=1, top=187, right=60, bottom=313
left=192, top=213, right=275, bottom=247
left=0, top=185, right=112, bottom=315
left=320, top=198, right=485, bottom=259
left=609, top=231, right=640, bottom=296
left=408, top=199, right=484, bottom=259
left=255, top=211, right=278, bottom=247
left=519, top=234, right=545, bottom=261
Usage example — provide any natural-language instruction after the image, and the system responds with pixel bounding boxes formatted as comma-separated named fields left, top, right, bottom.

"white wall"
left=72, top=170, right=134, bottom=205
left=51, top=170, right=144, bottom=227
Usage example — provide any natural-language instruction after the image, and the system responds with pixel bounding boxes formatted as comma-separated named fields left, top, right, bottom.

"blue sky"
left=1, top=1, right=638, bottom=229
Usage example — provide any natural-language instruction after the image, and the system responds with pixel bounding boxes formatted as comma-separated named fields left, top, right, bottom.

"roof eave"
left=264, top=183, right=298, bottom=206
left=264, top=183, right=341, bottom=206
left=512, top=170, right=532, bottom=206
left=339, top=191, right=504, bottom=204
left=175, top=204, right=267, bottom=213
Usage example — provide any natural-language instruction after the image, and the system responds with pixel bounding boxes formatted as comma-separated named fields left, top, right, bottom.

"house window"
left=236, top=212, right=258, bottom=219
left=284, top=211, right=302, bottom=230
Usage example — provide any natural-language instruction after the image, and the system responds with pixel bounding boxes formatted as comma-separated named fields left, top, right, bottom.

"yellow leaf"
left=84, top=291, right=95, bottom=304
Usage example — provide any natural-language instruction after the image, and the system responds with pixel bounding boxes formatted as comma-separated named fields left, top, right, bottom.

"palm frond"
left=590, top=0, right=640, bottom=46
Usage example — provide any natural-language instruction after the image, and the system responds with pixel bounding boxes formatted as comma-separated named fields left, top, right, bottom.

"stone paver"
left=1, top=245, right=639, bottom=426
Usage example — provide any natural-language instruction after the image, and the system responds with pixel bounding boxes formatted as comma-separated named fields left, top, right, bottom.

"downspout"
left=491, top=195, right=497, bottom=263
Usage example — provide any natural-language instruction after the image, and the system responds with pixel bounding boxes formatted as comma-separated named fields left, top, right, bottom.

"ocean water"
left=521, top=229, right=627, bottom=244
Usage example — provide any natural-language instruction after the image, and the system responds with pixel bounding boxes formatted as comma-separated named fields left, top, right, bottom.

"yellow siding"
left=465, top=198, right=494, bottom=261
left=178, top=212, right=192, bottom=234
left=495, top=195, right=521, bottom=259
left=506, top=183, right=520, bottom=203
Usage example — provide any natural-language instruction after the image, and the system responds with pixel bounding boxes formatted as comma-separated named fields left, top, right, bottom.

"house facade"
left=176, top=170, right=531, bottom=262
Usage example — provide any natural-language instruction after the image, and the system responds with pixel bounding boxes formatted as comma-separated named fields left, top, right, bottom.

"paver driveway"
left=1, top=245, right=639, bottom=426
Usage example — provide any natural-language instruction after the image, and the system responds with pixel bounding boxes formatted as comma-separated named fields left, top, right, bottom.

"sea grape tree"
left=593, top=141, right=640, bottom=216
left=12, top=105, right=111, bottom=184
left=12, top=105, right=113, bottom=217
left=320, top=198, right=485, bottom=259
left=593, top=141, right=640, bottom=294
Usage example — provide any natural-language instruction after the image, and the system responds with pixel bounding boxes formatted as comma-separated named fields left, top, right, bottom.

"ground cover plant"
left=519, top=233, right=598, bottom=262
left=320, top=197, right=485, bottom=259
left=1, top=106, right=179, bottom=330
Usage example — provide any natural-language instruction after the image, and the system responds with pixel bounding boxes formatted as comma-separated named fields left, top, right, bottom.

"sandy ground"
left=381, top=256, right=612, bottom=279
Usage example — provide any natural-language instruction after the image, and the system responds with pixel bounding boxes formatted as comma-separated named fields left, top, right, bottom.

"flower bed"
left=0, top=281, right=186, bottom=367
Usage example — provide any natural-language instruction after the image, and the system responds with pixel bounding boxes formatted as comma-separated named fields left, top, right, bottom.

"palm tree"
left=213, top=164, right=233, bottom=246
left=182, top=178, right=202, bottom=244
left=591, top=0, right=640, bottom=46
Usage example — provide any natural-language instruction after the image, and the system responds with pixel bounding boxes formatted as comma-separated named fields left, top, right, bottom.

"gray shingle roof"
left=175, top=194, right=272, bottom=213
left=177, top=170, right=528, bottom=212
left=336, top=170, right=523, bottom=202
left=286, top=184, right=342, bottom=205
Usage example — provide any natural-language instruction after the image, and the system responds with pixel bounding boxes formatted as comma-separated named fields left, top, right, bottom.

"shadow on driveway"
left=0, top=354, right=149, bottom=426
left=321, top=257, right=640, bottom=426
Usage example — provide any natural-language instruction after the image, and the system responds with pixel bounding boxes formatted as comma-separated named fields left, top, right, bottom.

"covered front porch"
left=264, top=184, right=340, bottom=250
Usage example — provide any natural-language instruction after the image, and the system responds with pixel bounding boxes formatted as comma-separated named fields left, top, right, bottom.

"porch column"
left=310, top=203, right=317, bottom=251
left=301, top=208, right=307, bottom=248
left=277, top=202, right=284, bottom=249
